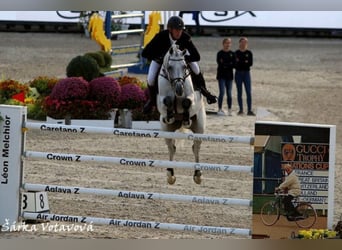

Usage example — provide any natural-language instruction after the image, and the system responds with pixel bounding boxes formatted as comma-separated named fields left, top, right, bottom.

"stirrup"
left=206, top=95, right=217, bottom=104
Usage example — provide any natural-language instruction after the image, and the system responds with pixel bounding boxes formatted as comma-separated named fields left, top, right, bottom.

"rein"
left=160, top=58, right=191, bottom=84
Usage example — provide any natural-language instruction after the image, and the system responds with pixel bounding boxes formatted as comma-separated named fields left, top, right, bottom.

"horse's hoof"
left=167, top=170, right=176, bottom=185
left=182, top=120, right=192, bottom=128
left=193, top=170, right=202, bottom=185
left=163, top=117, right=175, bottom=124
left=168, top=176, right=176, bottom=185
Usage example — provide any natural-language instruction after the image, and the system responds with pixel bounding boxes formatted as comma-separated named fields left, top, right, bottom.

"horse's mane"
left=162, top=43, right=180, bottom=67
left=169, top=42, right=180, bottom=53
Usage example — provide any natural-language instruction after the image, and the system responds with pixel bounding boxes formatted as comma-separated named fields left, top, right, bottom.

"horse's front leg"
left=166, top=138, right=176, bottom=185
left=162, top=96, right=175, bottom=124
left=192, top=109, right=205, bottom=185
left=192, top=140, right=202, bottom=184
left=181, top=98, right=192, bottom=128
left=182, top=79, right=195, bottom=127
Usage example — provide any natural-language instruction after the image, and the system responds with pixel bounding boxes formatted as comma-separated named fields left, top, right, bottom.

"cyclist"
left=275, top=164, right=302, bottom=220
left=141, top=15, right=217, bottom=114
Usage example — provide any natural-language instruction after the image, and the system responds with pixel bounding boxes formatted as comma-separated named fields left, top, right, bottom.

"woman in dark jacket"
left=216, top=37, right=235, bottom=116
left=141, top=16, right=217, bottom=114
left=235, top=37, right=255, bottom=116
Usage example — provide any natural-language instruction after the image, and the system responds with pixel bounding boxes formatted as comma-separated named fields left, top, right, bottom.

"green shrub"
left=66, top=55, right=100, bottom=82
left=84, top=52, right=106, bottom=68
left=97, top=50, right=112, bottom=68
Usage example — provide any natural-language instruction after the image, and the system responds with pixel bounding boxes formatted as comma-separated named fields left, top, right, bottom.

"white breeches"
left=188, top=62, right=200, bottom=75
left=147, top=61, right=161, bottom=87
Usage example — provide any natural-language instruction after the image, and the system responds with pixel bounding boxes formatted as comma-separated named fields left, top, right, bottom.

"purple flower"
left=89, top=76, right=122, bottom=108
left=50, top=77, right=89, bottom=100
left=118, top=83, right=146, bottom=109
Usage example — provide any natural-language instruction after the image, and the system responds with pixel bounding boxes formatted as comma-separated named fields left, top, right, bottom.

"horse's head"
left=162, top=44, right=190, bottom=97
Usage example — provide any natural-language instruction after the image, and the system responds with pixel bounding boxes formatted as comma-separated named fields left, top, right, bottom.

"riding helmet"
left=167, top=16, right=185, bottom=30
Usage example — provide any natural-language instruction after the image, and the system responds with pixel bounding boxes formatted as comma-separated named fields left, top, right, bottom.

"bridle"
left=160, top=52, right=191, bottom=93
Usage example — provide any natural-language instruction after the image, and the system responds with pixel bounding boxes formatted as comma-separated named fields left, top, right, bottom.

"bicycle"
left=260, top=190, right=317, bottom=228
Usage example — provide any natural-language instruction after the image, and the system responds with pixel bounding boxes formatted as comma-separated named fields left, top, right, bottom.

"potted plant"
left=0, top=79, right=29, bottom=104
left=116, top=75, right=160, bottom=129
left=26, top=76, right=59, bottom=120
left=130, top=88, right=161, bottom=130
left=116, top=83, right=145, bottom=128
left=43, top=76, right=121, bottom=126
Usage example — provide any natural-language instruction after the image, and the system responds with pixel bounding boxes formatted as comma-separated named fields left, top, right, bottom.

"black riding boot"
left=191, top=72, right=217, bottom=104
left=143, top=85, right=157, bottom=114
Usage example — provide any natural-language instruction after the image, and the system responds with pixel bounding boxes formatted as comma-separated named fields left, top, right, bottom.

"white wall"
left=1, top=11, right=342, bottom=29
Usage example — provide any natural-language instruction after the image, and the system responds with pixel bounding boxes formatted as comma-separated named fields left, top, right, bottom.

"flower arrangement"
left=43, top=98, right=109, bottom=119
left=43, top=76, right=121, bottom=120
left=0, top=77, right=60, bottom=120
left=1, top=74, right=159, bottom=122
left=117, top=83, right=145, bottom=110
left=296, top=229, right=337, bottom=239
left=116, top=76, right=159, bottom=121
left=117, top=75, right=147, bottom=89
left=0, top=79, right=29, bottom=104
left=28, top=76, right=59, bottom=96
left=50, top=77, right=89, bottom=100
left=43, top=77, right=91, bottom=119
left=88, top=76, right=121, bottom=108
left=26, top=76, right=59, bottom=120
left=130, top=87, right=160, bottom=121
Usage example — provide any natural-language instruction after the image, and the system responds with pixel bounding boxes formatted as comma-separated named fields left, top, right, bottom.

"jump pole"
left=22, top=212, right=251, bottom=236
left=25, top=122, right=255, bottom=145
left=23, top=183, right=252, bottom=207
left=24, top=151, right=253, bottom=173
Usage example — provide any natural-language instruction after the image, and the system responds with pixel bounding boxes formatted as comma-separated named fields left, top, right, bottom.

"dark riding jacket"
left=235, top=49, right=253, bottom=71
left=216, top=50, right=235, bottom=80
left=142, top=30, right=200, bottom=64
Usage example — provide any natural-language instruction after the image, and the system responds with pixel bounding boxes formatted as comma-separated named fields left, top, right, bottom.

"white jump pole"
left=24, top=151, right=253, bottom=173
left=22, top=212, right=251, bottom=236
left=25, top=122, right=254, bottom=145
left=23, top=183, right=252, bottom=207
left=0, top=105, right=26, bottom=226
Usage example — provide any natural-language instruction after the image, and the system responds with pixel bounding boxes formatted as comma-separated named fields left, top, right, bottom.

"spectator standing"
left=216, top=37, right=235, bottom=116
left=235, top=37, right=255, bottom=116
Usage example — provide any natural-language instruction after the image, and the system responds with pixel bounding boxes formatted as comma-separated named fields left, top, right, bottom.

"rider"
left=275, top=164, right=302, bottom=220
left=141, top=15, right=217, bottom=114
